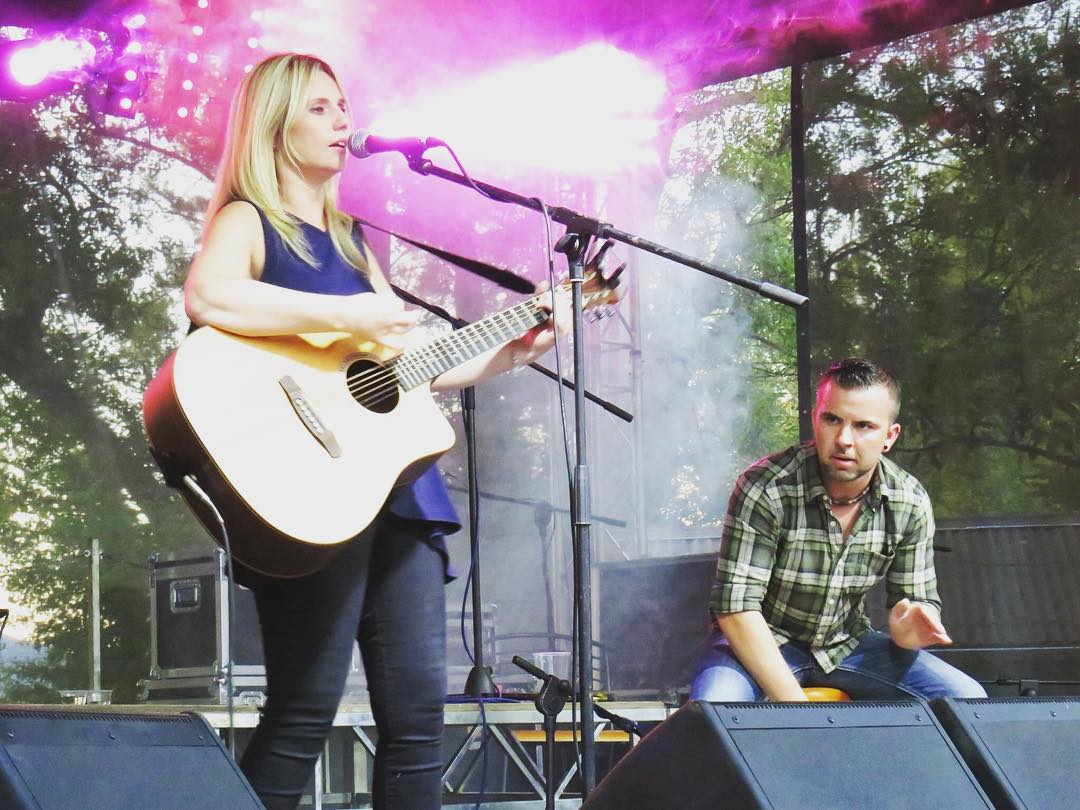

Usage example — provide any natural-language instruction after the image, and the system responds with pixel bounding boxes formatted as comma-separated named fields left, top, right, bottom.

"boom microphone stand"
left=387, top=145, right=807, bottom=796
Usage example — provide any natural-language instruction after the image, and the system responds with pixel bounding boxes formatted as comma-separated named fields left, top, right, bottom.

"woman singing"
left=184, top=52, right=567, bottom=809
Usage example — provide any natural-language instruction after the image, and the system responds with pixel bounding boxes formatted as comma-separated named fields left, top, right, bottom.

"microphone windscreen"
left=347, top=129, right=372, bottom=158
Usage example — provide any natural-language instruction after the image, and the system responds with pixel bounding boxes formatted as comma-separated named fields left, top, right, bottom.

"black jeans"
left=239, top=511, right=447, bottom=809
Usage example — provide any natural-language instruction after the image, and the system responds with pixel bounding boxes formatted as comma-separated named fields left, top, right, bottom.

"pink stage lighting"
left=0, top=21, right=149, bottom=115
left=368, top=43, right=667, bottom=176
left=4, top=35, right=95, bottom=91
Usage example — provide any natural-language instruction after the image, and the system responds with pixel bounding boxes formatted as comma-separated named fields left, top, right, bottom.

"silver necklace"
left=830, top=483, right=871, bottom=506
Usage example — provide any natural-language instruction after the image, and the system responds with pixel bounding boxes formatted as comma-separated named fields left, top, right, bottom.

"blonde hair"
left=204, top=53, right=367, bottom=272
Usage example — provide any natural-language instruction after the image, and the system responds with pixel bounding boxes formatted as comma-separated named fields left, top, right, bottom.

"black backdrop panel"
left=582, top=700, right=992, bottom=810
left=598, top=521, right=1080, bottom=695
left=0, top=709, right=261, bottom=809
left=597, top=554, right=716, bottom=694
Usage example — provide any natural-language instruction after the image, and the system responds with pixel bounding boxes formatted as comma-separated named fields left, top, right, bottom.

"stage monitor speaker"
left=581, top=699, right=992, bottom=810
left=931, top=696, right=1080, bottom=809
left=0, top=707, right=262, bottom=809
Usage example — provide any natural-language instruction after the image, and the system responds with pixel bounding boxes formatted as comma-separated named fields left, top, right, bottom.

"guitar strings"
left=343, top=298, right=546, bottom=402
left=341, top=286, right=608, bottom=406
left=343, top=287, right=606, bottom=405
left=342, top=310, right=524, bottom=401
left=344, top=297, right=542, bottom=401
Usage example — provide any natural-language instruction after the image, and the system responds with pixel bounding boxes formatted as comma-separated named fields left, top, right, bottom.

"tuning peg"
left=607, top=261, right=626, bottom=286
left=586, top=238, right=616, bottom=268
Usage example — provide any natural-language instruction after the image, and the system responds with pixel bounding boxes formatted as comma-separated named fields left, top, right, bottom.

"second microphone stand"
left=460, top=382, right=497, bottom=696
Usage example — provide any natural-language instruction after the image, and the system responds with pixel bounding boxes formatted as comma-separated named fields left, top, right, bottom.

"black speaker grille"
left=959, top=696, right=1080, bottom=706
left=0, top=709, right=193, bottom=724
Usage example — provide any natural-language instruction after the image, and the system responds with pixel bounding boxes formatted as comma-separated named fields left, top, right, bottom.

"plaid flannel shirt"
left=708, top=443, right=941, bottom=672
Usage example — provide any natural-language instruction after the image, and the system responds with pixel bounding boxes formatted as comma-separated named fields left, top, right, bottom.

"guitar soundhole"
left=346, top=358, right=399, bottom=413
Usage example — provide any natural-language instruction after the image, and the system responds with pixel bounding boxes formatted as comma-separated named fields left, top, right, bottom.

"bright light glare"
left=8, top=36, right=95, bottom=87
left=369, top=43, right=667, bottom=175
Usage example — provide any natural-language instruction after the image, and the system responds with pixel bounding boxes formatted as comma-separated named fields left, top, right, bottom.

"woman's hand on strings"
left=508, top=280, right=572, bottom=365
left=347, top=293, right=420, bottom=350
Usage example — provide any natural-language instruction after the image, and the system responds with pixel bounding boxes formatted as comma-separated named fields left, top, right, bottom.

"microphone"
left=347, top=129, right=439, bottom=159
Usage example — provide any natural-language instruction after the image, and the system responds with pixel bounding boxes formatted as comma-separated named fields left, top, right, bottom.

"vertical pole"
left=791, top=62, right=814, bottom=440
left=463, top=385, right=496, bottom=696
left=544, top=713, right=556, bottom=810
left=89, top=537, right=101, bottom=692
left=567, top=234, right=596, bottom=795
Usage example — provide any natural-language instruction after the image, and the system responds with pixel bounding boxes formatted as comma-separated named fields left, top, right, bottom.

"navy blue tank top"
left=253, top=204, right=462, bottom=548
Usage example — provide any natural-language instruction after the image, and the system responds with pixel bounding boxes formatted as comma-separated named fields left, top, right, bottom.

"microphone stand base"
left=464, top=665, right=498, bottom=698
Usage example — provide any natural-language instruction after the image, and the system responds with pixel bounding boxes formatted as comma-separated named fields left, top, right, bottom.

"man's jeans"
left=691, top=628, right=987, bottom=702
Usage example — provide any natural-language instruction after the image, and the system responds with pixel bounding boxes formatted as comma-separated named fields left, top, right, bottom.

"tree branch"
left=93, top=126, right=214, bottom=181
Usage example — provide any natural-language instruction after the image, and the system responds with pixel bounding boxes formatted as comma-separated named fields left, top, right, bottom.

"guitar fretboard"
left=388, top=288, right=605, bottom=389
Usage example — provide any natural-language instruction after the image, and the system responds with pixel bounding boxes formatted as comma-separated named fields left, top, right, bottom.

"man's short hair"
left=817, top=357, right=902, bottom=421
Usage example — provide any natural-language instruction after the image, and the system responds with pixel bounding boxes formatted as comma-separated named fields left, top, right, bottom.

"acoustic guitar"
left=143, top=271, right=619, bottom=577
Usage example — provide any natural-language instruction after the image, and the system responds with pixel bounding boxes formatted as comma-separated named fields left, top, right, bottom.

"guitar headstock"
left=582, top=238, right=624, bottom=318
left=540, top=239, right=623, bottom=322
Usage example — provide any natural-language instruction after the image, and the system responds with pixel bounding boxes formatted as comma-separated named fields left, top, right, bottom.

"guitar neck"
left=390, top=286, right=607, bottom=389
left=390, top=296, right=549, bottom=389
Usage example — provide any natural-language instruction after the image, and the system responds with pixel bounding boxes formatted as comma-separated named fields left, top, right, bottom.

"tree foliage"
left=0, top=96, right=206, bottom=701
left=804, top=0, right=1080, bottom=516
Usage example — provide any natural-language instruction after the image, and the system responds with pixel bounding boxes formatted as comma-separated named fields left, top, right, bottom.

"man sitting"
left=691, top=358, right=985, bottom=702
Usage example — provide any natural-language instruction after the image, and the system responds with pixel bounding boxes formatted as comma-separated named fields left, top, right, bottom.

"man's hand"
left=889, top=598, right=952, bottom=649
left=716, top=612, right=809, bottom=702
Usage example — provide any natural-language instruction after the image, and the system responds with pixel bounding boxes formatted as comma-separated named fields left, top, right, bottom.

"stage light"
left=192, top=25, right=204, bottom=36
left=9, top=37, right=91, bottom=85
left=0, top=35, right=95, bottom=100
left=182, top=79, right=194, bottom=90
left=87, top=53, right=149, bottom=119
left=186, top=52, right=198, bottom=63
left=368, top=42, right=667, bottom=175
left=177, top=106, right=189, bottom=118
left=1, top=20, right=150, bottom=114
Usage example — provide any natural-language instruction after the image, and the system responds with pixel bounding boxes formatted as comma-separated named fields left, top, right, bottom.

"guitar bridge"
left=279, top=376, right=342, bottom=458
